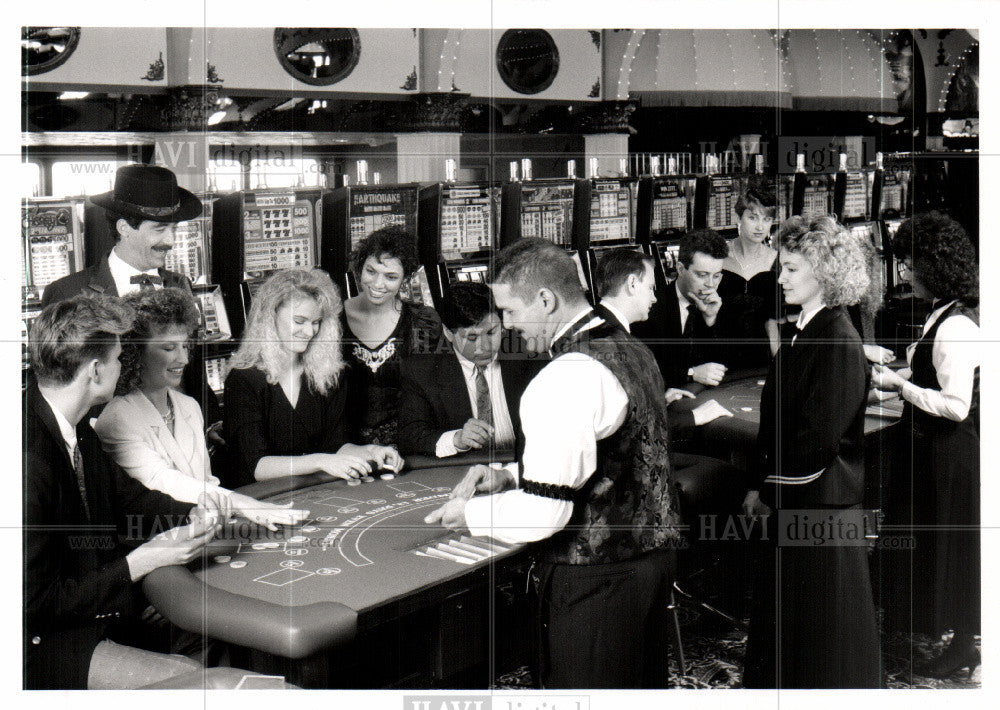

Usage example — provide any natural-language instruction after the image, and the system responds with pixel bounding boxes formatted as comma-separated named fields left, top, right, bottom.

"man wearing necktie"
left=632, top=228, right=729, bottom=391
left=398, top=282, right=539, bottom=459
left=41, top=164, right=220, bottom=427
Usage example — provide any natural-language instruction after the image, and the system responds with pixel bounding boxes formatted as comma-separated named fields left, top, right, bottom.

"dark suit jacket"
left=595, top=301, right=696, bottom=432
left=23, top=380, right=194, bottom=689
left=755, top=306, right=869, bottom=509
left=631, top=282, right=723, bottom=389
left=40, top=254, right=221, bottom=424
left=397, top=345, right=540, bottom=457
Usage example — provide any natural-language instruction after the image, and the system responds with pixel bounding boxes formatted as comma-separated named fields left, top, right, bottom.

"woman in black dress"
left=223, top=268, right=402, bottom=488
left=742, top=215, right=881, bottom=688
left=871, top=212, right=980, bottom=679
left=716, top=184, right=781, bottom=370
left=341, top=227, right=442, bottom=446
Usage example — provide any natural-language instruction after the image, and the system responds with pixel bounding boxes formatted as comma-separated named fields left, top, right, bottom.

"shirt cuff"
left=464, top=494, right=495, bottom=538
left=435, top=430, right=462, bottom=458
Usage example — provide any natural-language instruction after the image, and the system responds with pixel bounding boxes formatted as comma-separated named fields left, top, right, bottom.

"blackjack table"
left=144, top=451, right=531, bottom=688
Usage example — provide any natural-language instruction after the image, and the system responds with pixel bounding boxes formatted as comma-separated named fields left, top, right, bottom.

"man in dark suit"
left=23, top=294, right=236, bottom=689
left=398, top=281, right=538, bottom=458
left=632, top=228, right=729, bottom=390
left=41, top=163, right=220, bottom=428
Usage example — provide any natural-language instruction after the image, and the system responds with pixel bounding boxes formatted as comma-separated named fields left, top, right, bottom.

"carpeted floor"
left=493, top=612, right=981, bottom=689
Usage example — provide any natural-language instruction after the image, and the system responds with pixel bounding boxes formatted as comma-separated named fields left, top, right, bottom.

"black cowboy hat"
left=90, top=164, right=202, bottom=223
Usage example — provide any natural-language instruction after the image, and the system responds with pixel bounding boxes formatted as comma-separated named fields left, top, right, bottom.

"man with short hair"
left=397, top=282, right=538, bottom=458
left=593, top=248, right=658, bottom=332
left=23, top=295, right=236, bottom=689
left=41, top=163, right=220, bottom=427
left=632, top=228, right=730, bottom=390
left=425, top=239, right=681, bottom=689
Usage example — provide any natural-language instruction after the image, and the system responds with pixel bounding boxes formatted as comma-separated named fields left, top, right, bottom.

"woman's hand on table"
left=309, top=452, right=374, bottom=480
left=366, top=445, right=404, bottom=473
left=692, top=399, right=734, bottom=426
left=228, top=491, right=309, bottom=531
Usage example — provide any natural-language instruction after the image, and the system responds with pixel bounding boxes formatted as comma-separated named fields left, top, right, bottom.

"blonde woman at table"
left=223, top=268, right=403, bottom=488
left=95, top=288, right=306, bottom=530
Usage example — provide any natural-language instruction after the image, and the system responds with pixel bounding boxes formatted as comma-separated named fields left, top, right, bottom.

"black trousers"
left=535, top=548, right=677, bottom=689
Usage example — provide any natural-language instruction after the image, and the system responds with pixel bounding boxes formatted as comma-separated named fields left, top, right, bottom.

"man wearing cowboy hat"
left=41, top=163, right=221, bottom=430
left=42, top=164, right=203, bottom=304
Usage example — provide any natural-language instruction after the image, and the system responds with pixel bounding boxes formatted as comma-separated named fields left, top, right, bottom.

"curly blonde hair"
left=228, top=268, right=344, bottom=395
left=776, top=215, right=870, bottom=307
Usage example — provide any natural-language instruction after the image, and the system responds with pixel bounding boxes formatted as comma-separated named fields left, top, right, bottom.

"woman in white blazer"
left=95, top=288, right=305, bottom=529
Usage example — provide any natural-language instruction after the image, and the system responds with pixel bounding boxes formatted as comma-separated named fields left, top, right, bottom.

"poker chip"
left=229, top=560, right=247, bottom=569
left=347, top=479, right=362, bottom=486
left=301, top=526, right=319, bottom=533
left=288, top=536, right=308, bottom=543
left=251, top=543, right=268, bottom=550
left=362, top=476, right=375, bottom=483
left=380, top=473, right=395, bottom=480
left=213, top=555, right=231, bottom=564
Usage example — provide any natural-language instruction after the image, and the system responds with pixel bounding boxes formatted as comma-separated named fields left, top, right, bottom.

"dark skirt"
left=745, top=507, right=882, bottom=688
left=882, top=414, right=980, bottom=637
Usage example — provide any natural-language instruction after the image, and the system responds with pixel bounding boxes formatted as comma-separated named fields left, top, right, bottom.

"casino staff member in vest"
left=741, top=216, right=881, bottom=688
left=424, top=238, right=682, bottom=689
left=23, top=295, right=269, bottom=690
left=41, top=163, right=221, bottom=433
left=631, top=228, right=728, bottom=391
left=397, top=281, right=540, bottom=459
left=871, top=212, right=980, bottom=680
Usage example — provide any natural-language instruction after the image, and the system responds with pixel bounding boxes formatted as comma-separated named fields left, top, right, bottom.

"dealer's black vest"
left=540, top=313, right=682, bottom=565
left=906, top=300, right=980, bottom=434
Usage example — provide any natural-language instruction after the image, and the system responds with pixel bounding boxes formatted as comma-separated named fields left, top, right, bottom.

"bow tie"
left=130, top=273, right=163, bottom=289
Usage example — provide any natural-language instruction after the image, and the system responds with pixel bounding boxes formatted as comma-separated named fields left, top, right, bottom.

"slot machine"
left=417, top=161, right=499, bottom=304
left=635, top=156, right=694, bottom=291
left=789, top=153, right=832, bottom=221
left=578, top=158, right=639, bottom=294
left=499, top=159, right=591, bottom=298
left=22, top=197, right=86, bottom=369
left=212, top=186, right=324, bottom=338
left=320, top=172, right=433, bottom=307
left=693, top=162, right=739, bottom=235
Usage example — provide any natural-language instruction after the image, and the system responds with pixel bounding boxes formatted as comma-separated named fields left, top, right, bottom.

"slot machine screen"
left=166, top=196, right=213, bottom=283
left=649, top=180, right=688, bottom=235
left=439, top=185, right=494, bottom=259
left=519, top=182, right=575, bottom=246
left=654, top=242, right=681, bottom=282
left=204, top=355, right=230, bottom=398
left=22, top=199, right=83, bottom=296
left=450, top=264, right=490, bottom=283
left=842, top=173, right=868, bottom=220
left=241, top=192, right=316, bottom=275
left=706, top=176, right=738, bottom=230
left=348, top=186, right=418, bottom=252
left=880, top=172, right=904, bottom=217
left=192, top=284, right=231, bottom=341
left=588, top=180, right=632, bottom=243
left=801, top=177, right=830, bottom=221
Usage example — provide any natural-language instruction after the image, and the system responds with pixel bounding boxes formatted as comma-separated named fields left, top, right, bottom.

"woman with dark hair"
left=871, top=211, right=980, bottom=679
left=340, top=226, right=442, bottom=445
left=95, top=288, right=305, bottom=529
left=224, top=268, right=403, bottom=487
left=716, top=184, right=782, bottom=368
left=742, top=215, right=881, bottom=688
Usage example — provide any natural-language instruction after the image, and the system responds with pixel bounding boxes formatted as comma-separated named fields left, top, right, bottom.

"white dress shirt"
left=675, top=283, right=693, bottom=333
left=791, top=303, right=825, bottom=345
left=464, top=308, right=629, bottom=544
left=435, top=350, right=517, bottom=458
left=40, top=392, right=78, bottom=462
left=902, top=300, right=979, bottom=421
left=599, top=301, right=631, bottom=333
left=108, top=248, right=162, bottom=297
